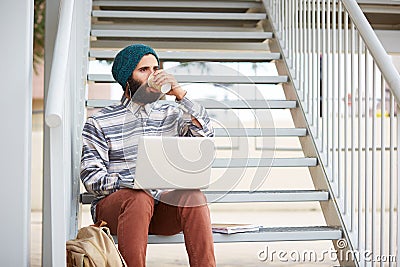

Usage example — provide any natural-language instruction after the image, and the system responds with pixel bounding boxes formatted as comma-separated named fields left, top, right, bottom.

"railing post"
left=43, top=0, right=76, bottom=265
left=43, top=0, right=61, bottom=265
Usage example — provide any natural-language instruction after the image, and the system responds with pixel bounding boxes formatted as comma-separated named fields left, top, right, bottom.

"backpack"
left=66, top=221, right=126, bottom=267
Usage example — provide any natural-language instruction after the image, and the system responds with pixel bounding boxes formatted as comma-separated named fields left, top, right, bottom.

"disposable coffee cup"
left=147, top=73, right=171, bottom=94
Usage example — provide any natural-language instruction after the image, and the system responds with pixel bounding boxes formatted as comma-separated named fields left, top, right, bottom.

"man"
left=80, top=44, right=216, bottom=266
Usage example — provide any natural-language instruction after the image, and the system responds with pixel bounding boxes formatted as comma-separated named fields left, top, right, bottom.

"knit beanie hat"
left=111, top=44, right=160, bottom=89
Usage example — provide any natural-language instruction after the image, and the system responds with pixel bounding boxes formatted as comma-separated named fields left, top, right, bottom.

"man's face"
left=127, top=54, right=162, bottom=104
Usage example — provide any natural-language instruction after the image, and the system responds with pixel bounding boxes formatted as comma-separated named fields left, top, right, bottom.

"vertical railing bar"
left=380, top=74, right=386, bottom=267
left=294, top=0, right=300, bottom=81
left=389, top=92, right=395, bottom=267
left=311, top=0, right=316, bottom=128
left=278, top=0, right=281, bottom=40
left=284, top=0, right=287, bottom=50
left=278, top=1, right=285, bottom=40
left=272, top=0, right=276, bottom=24
left=302, top=0, right=307, bottom=102
left=299, top=0, right=303, bottom=98
left=307, top=0, right=311, bottom=115
left=332, top=0, right=337, bottom=190
left=280, top=0, right=283, bottom=33
left=288, top=0, right=290, bottom=51
left=357, top=33, right=363, bottom=252
left=364, top=48, right=370, bottom=267
left=309, top=0, right=316, bottom=129
left=322, top=0, right=327, bottom=156
left=327, top=0, right=332, bottom=173
left=316, top=0, right=321, bottom=140
left=286, top=1, right=293, bottom=69
left=350, top=19, right=356, bottom=236
left=293, top=0, right=295, bottom=69
left=280, top=0, right=282, bottom=27
left=371, top=62, right=377, bottom=264
left=294, top=0, right=297, bottom=74
left=397, top=99, right=400, bottom=267
left=302, top=0, right=308, bottom=109
left=289, top=0, right=293, bottom=67
left=337, top=0, right=342, bottom=200
left=286, top=0, right=289, bottom=52
left=343, top=8, right=349, bottom=216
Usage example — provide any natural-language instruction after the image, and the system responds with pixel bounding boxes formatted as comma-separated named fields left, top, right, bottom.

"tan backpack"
left=66, top=221, right=126, bottom=267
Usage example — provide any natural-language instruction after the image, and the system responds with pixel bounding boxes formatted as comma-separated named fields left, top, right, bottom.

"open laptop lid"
left=129, top=136, right=215, bottom=189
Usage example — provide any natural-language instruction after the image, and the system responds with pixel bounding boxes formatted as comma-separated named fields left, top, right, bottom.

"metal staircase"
left=43, top=0, right=400, bottom=266
left=83, top=0, right=350, bottom=263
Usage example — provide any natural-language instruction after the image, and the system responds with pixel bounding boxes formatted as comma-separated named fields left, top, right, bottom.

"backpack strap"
left=93, top=220, right=108, bottom=228
left=93, top=220, right=127, bottom=267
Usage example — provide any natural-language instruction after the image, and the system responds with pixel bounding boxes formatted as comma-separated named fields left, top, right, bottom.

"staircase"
left=82, top=0, right=351, bottom=264
left=43, top=0, right=400, bottom=266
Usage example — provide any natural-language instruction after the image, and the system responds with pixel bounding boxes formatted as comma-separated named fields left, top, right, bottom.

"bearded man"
left=80, top=44, right=216, bottom=266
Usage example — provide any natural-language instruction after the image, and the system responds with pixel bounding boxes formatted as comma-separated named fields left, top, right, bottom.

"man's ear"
left=125, top=84, right=130, bottom=99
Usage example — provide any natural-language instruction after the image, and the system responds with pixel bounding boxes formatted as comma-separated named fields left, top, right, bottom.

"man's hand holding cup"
left=147, top=70, right=187, bottom=101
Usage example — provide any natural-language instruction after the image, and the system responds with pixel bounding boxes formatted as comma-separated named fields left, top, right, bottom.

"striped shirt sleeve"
left=177, top=97, right=214, bottom=137
left=80, top=117, right=120, bottom=196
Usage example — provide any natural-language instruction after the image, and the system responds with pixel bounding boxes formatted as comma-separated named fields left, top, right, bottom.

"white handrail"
left=45, top=0, right=75, bottom=128
left=43, top=0, right=76, bottom=265
left=342, top=0, right=400, bottom=105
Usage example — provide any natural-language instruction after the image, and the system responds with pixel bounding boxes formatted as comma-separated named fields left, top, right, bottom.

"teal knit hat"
left=111, top=44, right=159, bottom=89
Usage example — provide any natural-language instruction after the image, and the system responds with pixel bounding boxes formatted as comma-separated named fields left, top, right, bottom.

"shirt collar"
left=120, top=95, right=155, bottom=116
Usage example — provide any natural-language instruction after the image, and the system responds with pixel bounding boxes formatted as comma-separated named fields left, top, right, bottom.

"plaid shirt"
left=80, top=95, right=214, bottom=220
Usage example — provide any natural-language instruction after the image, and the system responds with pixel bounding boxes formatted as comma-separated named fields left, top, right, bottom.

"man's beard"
left=127, top=76, right=162, bottom=104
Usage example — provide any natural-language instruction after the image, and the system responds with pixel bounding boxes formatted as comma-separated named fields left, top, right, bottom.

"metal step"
left=214, top=128, right=307, bottom=137
left=92, top=10, right=266, bottom=21
left=85, top=99, right=297, bottom=109
left=88, top=74, right=288, bottom=84
left=90, top=50, right=279, bottom=62
left=91, top=29, right=273, bottom=40
left=90, top=40, right=269, bottom=51
left=91, top=24, right=265, bottom=33
left=80, top=190, right=329, bottom=205
left=144, top=226, right=342, bottom=244
left=92, top=1, right=263, bottom=10
left=212, top=158, right=317, bottom=168
left=196, top=100, right=296, bottom=109
left=205, top=190, right=329, bottom=203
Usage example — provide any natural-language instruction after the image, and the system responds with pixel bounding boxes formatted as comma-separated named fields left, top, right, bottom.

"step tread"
left=196, top=99, right=296, bottom=109
left=91, top=29, right=273, bottom=39
left=80, top=190, right=329, bottom=205
left=91, top=23, right=264, bottom=32
left=85, top=99, right=297, bottom=109
left=92, top=10, right=266, bottom=20
left=214, top=128, right=307, bottom=137
left=90, top=50, right=279, bottom=61
left=88, top=74, right=288, bottom=84
left=212, top=158, right=317, bottom=168
left=90, top=40, right=269, bottom=51
left=92, top=0, right=263, bottom=9
left=206, top=190, right=329, bottom=203
left=143, top=226, right=342, bottom=244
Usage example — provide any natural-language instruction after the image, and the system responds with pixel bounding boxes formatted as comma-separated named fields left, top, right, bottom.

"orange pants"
left=96, top=189, right=216, bottom=267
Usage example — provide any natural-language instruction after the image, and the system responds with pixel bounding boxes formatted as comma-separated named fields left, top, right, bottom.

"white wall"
left=0, top=0, right=33, bottom=265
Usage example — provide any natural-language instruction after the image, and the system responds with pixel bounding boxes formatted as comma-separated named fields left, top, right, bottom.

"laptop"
left=122, top=136, right=215, bottom=189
